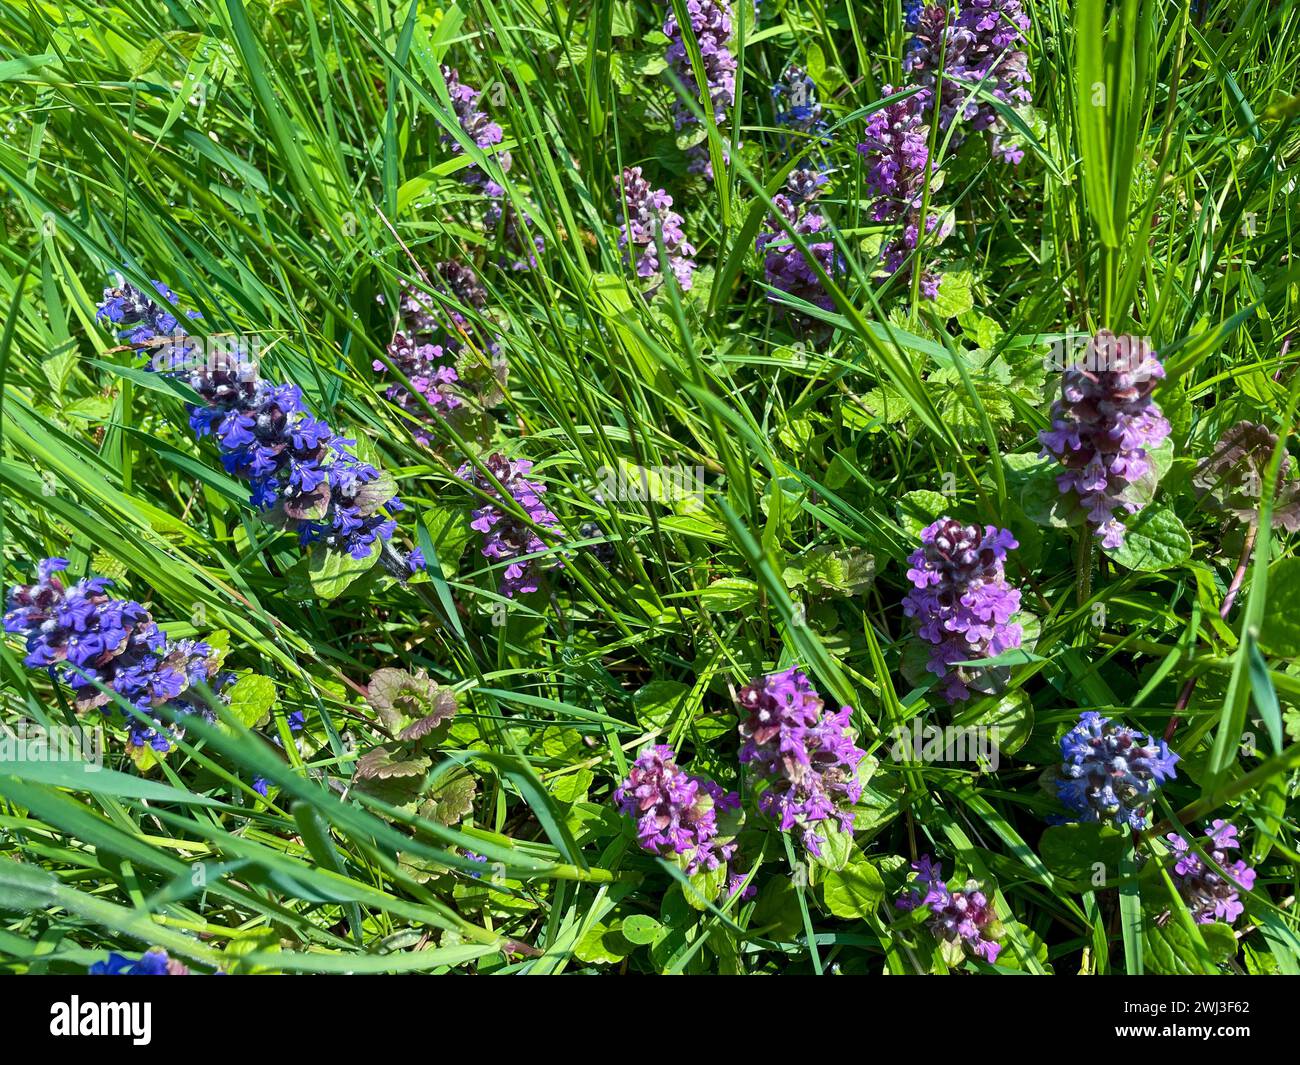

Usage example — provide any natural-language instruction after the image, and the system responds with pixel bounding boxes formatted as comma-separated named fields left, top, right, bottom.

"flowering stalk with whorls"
left=663, top=0, right=736, bottom=178
left=375, top=261, right=506, bottom=447
left=896, top=854, right=1004, bottom=965
left=617, top=166, right=697, bottom=294
left=902, top=518, right=1023, bottom=701
left=756, top=168, right=843, bottom=328
left=4, top=558, right=228, bottom=752
left=97, top=278, right=421, bottom=574
left=736, top=666, right=866, bottom=856
left=903, top=0, right=1033, bottom=163
left=771, top=64, right=827, bottom=143
left=615, top=744, right=740, bottom=875
left=457, top=452, right=563, bottom=598
left=1039, top=331, right=1171, bottom=551
left=1056, top=711, right=1179, bottom=829
left=1167, top=820, right=1256, bottom=926
left=440, top=65, right=542, bottom=271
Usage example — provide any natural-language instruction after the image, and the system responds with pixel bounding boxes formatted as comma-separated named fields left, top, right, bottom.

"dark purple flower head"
left=618, top=167, right=697, bottom=293
left=896, top=854, right=1003, bottom=963
left=1038, top=331, right=1171, bottom=549
left=736, top=667, right=866, bottom=856
left=1057, top=711, right=1179, bottom=829
left=457, top=453, right=562, bottom=597
left=756, top=169, right=844, bottom=323
left=90, top=948, right=190, bottom=975
left=904, top=0, right=1033, bottom=163
left=1166, top=820, right=1256, bottom=925
left=97, top=280, right=416, bottom=570
left=664, top=0, right=737, bottom=177
left=903, top=518, right=1023, bottom=701
left=615, top=744, right=740, bottom=874
left=4, top=559, right=226, bottom=752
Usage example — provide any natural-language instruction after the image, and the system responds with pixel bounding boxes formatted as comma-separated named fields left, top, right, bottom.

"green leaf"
left=1038, top=823, right=1126, bottom=885
left=1259, top=558, right=1300, bottom=656
left=820, top=859, right=884, bottom=919
left=1103, top=506, right=1191, bottom=572
left=226, top=674, right=277, bottom=729
left=308, top=541, right=381, bottom=600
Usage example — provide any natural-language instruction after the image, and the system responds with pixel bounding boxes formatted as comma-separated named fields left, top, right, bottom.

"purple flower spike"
left=756, top=168, right=843, bottom=323
left=440, top=65, right=511, bottom=195
left=856, top=87, right=949, bottom=298
left=904, top=1, right=1033, bottom=163
left=618, top=167, right=697, bottom=293
left=4, top=559, right=229, bottom=752
left=1038, top=331, right=1171, bottom=549
left=896, top=855, right=1003, bottom=964
left=1166, top=820, right=1256, bottom=925
left=663, top=0, right=737, bottom=177
left=736, top=667, right=866, bottom=856
left=1057, top=711, right=1179, bottom=829
left=457, top=452, right=562, bottom=597
left=615, top=744, right=740, bottom=874
left=902, top=518, right=1023, bottom=701
left=96, top=279, right=418, bottom=571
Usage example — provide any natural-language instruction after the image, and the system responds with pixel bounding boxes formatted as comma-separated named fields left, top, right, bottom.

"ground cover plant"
left=0, top=0, right=1299, bottom=977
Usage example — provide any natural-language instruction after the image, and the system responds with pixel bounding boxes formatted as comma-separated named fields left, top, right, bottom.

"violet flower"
left=618, top=166, right=697, bottom=293
left=903, top=0, right=1033, bottom=164
left=4, top=558, right=228, bottom=752
left=736, top=667, right=866, bottom=856
left=1038, top=331, right=1171, bottom=549
left=97, top=278, right=417, bottom=569
left=664, top=0, right=737, bottom=177
left=1167, top=820, right=1256, bottom=925
left=1057, top=711, right=1179, bottom=829
left=756, top=168, right=843, bottom=322
left=615, top=744, right=740, bottom=874
left=771, top=64, right=827, bottom=139
left=457, top=452, right=562, bottom=597
left=902, top=518, right=1023, bottom=701
left=375, top=262, right=506, bottom=446
left=896, top=854, right=1003, bottom=963
left=856, top=86, right=949, bottom=298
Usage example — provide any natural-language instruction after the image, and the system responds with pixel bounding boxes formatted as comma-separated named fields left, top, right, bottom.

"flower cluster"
left=756, top=168, right=842, bottom=322
left=1167, top=820, right=1256, bottom=925
left=375, top=262, right=505, bottom=446
left=1038, top=331, right=1172, bottom=549
left=902, top=518, right=1023, bottom=701
left=4, top=558, right=227, bottom=751
left=615, top=744, right=740, bottom=874
left=1057, top=711, right=1179, bottom=829
left=97, top=279, right=414, bottom=567
left=903, top=0, right=1033, bottom=163
left=663, top=0, right=737, bottom=177
left=440, top=65, right=510, bottom=196
left=771, top=64, right=826, bottom=138
left=857, top=87, right=949, bottom=298
left=736, top=667, right=866, bottom=856
left=440, top=66, right=542, bottom=271
left=617, top=167, right=697, bottom=293
left=90, top=948, right=190, bottom=975
left=457, top=453, right=562, bottom=597
left=896, top=854, right=1003, bottom=963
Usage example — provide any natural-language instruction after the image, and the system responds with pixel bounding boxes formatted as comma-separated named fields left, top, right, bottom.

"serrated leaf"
left=821, top=859, right=884, bottom=918
left=226, top=674, right=276, bottom=729
left=308, top=541, right=381, bottom=600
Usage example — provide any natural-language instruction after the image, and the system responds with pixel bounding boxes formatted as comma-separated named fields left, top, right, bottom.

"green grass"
left=0, top=0, right=1298, bottom=975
